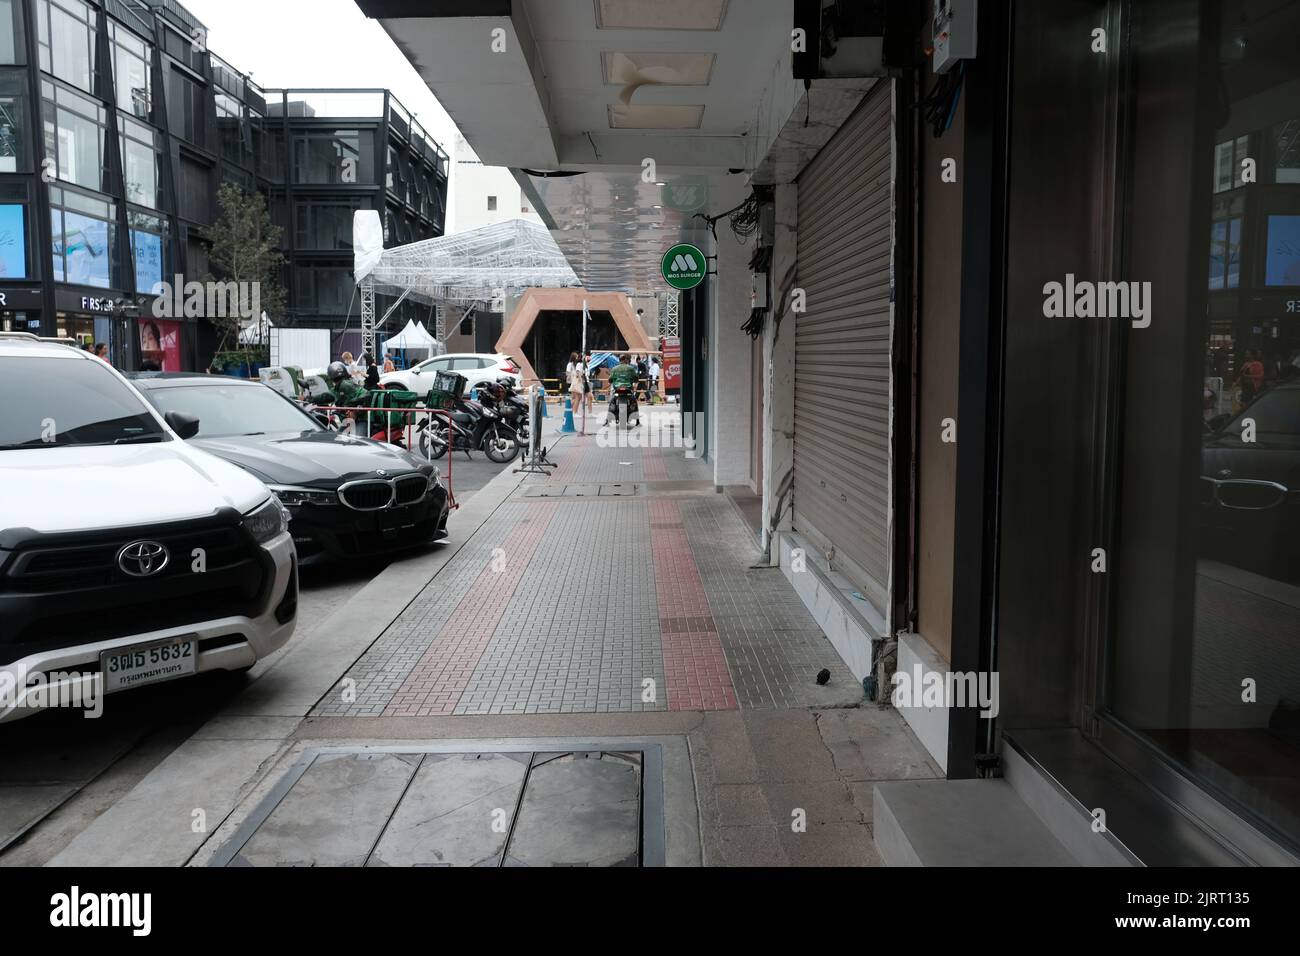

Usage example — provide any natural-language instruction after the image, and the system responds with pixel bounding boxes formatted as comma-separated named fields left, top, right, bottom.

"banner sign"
left=663, top=335, right=682, bottom=392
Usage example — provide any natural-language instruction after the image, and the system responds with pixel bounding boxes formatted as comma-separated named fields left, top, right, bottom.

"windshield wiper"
left=114, top=434, right=167, bottom=444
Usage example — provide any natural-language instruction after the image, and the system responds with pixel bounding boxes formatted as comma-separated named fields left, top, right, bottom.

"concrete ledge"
left=777, top=531, right=885, bottom=682
left=873, top=778, right=1077, bottom=867
left=893, top=630, right=951, bottom=774
left=1002, top=736, right=1139, bottom=866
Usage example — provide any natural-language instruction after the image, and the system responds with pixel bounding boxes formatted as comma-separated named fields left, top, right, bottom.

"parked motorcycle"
left=416, top=393, right=519, bottom=463
left=479, top=378, right=531, bottom=448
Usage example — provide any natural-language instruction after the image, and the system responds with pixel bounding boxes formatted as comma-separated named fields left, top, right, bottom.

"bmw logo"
left=117, top=540, right=170, bottom=578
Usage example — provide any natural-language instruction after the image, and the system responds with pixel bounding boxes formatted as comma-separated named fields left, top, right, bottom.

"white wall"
left=450, top=132, right=543, bottom=234
left=710, top=193, right=755, bottom=487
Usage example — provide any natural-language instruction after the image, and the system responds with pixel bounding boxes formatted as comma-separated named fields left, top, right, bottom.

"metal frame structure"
left=357, top=219, right=580, bottom=356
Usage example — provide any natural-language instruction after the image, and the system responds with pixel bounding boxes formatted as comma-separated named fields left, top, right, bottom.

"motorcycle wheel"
left=420, top=423, right=449, bottom=460
left=484, top=426, right=520, bottom=464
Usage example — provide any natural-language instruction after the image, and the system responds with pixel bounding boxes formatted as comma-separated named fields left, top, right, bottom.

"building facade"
left=449, top=130, right=539, bottom=234
left=0, top=0, right=446, bottom=371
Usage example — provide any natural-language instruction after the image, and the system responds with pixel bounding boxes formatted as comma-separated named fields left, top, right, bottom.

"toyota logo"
left=117, top=540, right=170, bottom=578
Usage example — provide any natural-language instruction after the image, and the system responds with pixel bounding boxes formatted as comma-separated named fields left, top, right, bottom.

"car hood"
left=0, top=441, right=272, bottom=534
left=192, top=430, right=427, bottom=485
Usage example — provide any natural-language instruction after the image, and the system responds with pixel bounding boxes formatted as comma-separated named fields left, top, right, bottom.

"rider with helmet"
left=326, top=360, right=368, bottom=407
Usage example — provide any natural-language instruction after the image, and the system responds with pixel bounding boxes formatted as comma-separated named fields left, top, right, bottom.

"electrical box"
left=932, top=0, right=977, bottom=73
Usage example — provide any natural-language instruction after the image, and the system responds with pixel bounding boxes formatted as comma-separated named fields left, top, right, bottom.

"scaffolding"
left=354, top=216, right=581, bottom=356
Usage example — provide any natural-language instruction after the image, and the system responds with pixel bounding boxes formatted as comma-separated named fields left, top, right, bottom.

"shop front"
left=0, top=286, right=44, bottom=336
left=54, top=290, right=132, bottom=366
left=945, top=0, right=1300, bottom=865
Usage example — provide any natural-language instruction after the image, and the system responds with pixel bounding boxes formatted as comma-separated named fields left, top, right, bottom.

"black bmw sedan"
left=128, top=373, right=449, bottom=559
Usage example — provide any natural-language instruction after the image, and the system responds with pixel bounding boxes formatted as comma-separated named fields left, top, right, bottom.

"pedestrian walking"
left=635, top=355, right=649, bottom=400
left=566, top=351, right=587, bottom=430
left=362, top=353, right=380, bottom=390
left=648, top=355, right=661, bottom=402
left=583, top=351, right=596, bottom=410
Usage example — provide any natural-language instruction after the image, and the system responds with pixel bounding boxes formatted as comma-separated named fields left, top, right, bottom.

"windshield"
left=0, top=355, right=167, bottom=449
left=1216, top=387, right=1300, bottom=449
left=142, top=382, right=322, bottom=439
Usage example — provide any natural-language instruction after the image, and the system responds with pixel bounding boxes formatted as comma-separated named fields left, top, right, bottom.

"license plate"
left=100, top=637, right=197, bottom=693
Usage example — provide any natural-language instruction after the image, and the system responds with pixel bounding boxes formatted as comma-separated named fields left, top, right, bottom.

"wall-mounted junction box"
left=932, top=0, right=977, bottom=73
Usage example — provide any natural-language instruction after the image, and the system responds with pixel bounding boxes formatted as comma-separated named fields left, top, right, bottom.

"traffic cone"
left=559, top=395, right=576, bottom=433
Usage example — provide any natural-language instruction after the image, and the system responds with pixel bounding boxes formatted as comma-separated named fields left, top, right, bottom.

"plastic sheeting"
left=353, top=210, right=385, bottom=283
left=361, top=218, right=579, bottom=305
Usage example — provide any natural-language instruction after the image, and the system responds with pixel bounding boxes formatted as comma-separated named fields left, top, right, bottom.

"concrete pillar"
left=761, top=183, right=797, bottom=556
left=710, top=209, right=755, bottom=487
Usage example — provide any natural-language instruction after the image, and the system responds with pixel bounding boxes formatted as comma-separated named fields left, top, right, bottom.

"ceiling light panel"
left=608, top=104, right=705, bottom=129
left=595, top=0, right=728, bottom=31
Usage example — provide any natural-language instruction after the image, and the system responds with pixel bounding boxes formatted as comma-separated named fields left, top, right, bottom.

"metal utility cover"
left=210, top=744, right=664, bottom=867
left=598, top=484, right=638, bottom=496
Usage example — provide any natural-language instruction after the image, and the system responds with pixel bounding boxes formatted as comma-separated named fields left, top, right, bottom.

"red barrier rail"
left=308, top=404, right=459, bottom=509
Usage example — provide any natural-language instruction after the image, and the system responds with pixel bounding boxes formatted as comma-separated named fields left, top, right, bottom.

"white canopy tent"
left=353, top=213, right=580, bottom=356
left=384, top=318, right=439, bottom=352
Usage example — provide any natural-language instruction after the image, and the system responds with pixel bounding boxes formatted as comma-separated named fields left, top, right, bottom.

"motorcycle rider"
left=607, top=354, right=639, bottom=425
left=609, top=354, right=637, bottom=390
left=326, top=360, right=368, bottom=406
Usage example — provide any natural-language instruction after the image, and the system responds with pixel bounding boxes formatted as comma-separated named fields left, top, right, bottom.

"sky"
left=182, top=0, right=465, bottom=226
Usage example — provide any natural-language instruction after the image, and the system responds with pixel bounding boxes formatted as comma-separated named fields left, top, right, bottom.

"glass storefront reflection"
left=1108, top=0, right=1300, bottom=851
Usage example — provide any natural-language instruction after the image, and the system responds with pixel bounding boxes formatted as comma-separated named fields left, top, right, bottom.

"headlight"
left=245, top=497, right=290, bottom=543
left=268, top=484, right=339, bottom=507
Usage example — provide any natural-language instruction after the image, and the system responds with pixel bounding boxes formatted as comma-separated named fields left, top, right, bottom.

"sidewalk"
left=49, top=407, right=940, bottom=867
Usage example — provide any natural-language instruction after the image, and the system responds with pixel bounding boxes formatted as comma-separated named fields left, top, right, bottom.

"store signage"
left=663, top=336, right=682, bottom=391
left=661, top=243, right=707, bottom=291
left=0, top=287, right=44, bottom=310
left=80, top=296, right=117, bottom=313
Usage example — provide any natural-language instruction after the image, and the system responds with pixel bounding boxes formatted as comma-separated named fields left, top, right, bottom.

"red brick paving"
left=649, top=498, right=737, bottom=711
left=383, top=501, right=560, bottom=717
left=642, top=446, right=668, bottom=481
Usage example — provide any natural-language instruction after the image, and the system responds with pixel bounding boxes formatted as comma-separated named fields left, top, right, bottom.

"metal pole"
left=360, top=277, right=376, bottom=360
left=580, top=299, right=588, bottom=435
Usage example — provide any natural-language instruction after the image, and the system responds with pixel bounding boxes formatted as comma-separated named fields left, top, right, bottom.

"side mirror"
left=1206, top=413, right=1231, bottom=434
left=164, top=410, right=200, bottom=439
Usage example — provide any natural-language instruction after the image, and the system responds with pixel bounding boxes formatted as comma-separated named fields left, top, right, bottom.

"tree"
left=204, top=182, right=285, bottom=355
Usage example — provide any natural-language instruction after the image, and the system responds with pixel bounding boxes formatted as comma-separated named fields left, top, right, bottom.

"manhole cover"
left=210, top=744, right=664, bottom=867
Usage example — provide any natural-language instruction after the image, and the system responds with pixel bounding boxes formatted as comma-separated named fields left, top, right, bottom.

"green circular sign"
left=661, top=243, right=707, bottom=290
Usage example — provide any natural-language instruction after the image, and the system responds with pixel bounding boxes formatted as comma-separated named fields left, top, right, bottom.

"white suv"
left=0, top=335, right=297, bottom=722
left=380, top=352, right=520, bottom=393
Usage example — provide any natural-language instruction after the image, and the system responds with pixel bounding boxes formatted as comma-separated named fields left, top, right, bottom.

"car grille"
left=0, top=516, right=270, bottom=660
left=339, top=481, right=394, bottom=511
left=393, top=475, right=429, bottom=506
left=339, top=473, right=428, bottom=511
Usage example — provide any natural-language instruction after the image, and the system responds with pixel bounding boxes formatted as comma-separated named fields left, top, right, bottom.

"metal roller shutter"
left=793, top=82, right=893, bottom=613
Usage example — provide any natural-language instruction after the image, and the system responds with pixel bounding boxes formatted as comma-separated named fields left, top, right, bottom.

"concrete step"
left=873, top=778, right=1078, bottom=866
